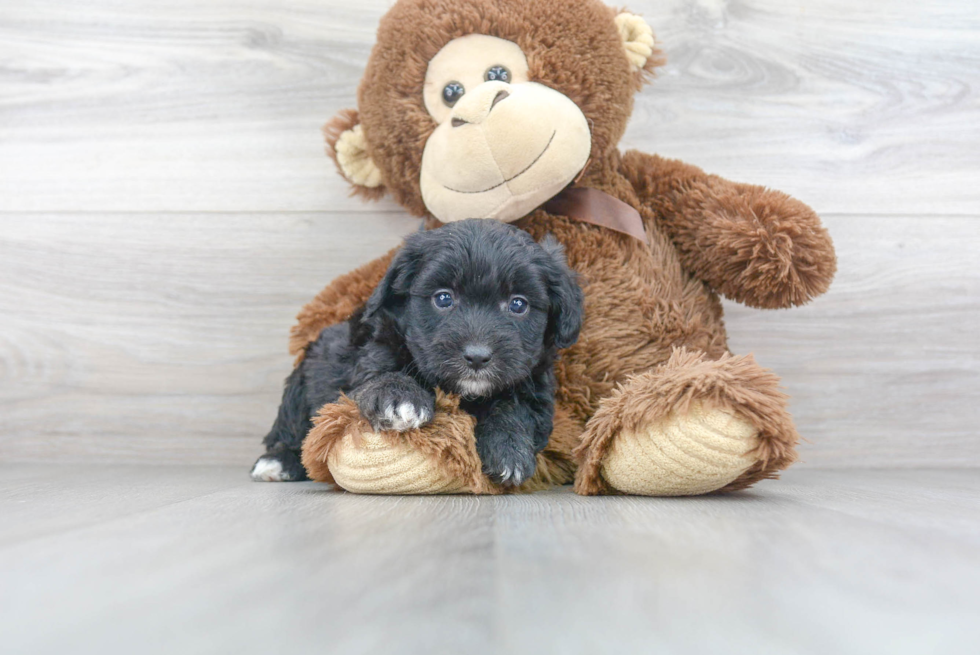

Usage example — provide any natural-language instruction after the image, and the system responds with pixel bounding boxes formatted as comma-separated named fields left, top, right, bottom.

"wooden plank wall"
left=1, top=0, right=978, bottom=467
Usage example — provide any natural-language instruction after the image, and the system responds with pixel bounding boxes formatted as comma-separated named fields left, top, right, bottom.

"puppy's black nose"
left=463, top=345, right=493, bottom=370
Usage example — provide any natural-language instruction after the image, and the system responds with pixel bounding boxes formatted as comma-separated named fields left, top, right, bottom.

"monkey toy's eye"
left=485, top=66, right=510, bottom=83
left=442, top=82, right=465, bottom=107
left=507, top=296, right=528, bottom=315
left=433, top=290, right=455, bottom=309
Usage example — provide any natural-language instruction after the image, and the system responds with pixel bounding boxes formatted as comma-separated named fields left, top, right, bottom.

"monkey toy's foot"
left=574, top=348, right=800, bottom=496
left=322, top=430, right=472, bottom=494
left=301, top=392, right=490, bottom=494
left=301, top=391, right=580, bottom=495
left=598, top=401, right=761, bottom=496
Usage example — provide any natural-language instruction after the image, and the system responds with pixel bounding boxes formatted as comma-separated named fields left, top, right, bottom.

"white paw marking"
left=251, top=457, right=292, bottom=482
left=379, top=403, right=429, bottom=432
left=496, top=464, right=528, bottom=486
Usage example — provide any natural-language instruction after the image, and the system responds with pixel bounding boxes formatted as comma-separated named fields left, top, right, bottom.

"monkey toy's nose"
left=463, top=344, right=493, bottom=370
left=450, top=82, right=511, bottom=127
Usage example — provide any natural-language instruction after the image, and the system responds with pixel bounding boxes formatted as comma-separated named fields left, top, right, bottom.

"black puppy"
left=251, top=219, right=583, bottom=487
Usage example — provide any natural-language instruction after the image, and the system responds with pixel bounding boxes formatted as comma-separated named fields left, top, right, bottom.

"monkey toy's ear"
left=614, top=12, right=663, bottom=79
left=323, top=109, right=386, bottom=200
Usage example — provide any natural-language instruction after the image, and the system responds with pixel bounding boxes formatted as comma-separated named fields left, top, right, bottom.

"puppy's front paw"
left=353, top=374, right=436, bottom=433
left=478, top=438, right=538, bottom=488
left=379, top=400, right=432, bottom=432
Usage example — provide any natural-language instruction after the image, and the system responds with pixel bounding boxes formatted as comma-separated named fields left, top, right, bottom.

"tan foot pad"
left=600, top=401, right=760, bottom=496
left=328, top=432, right=470, bottom=495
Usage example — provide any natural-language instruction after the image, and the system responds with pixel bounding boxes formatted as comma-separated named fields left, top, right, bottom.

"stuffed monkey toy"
left=266, top=0, right=836, bottom=495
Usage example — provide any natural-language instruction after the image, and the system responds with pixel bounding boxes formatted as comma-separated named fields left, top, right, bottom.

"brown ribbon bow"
left=544, top=187, right=648, bottom=244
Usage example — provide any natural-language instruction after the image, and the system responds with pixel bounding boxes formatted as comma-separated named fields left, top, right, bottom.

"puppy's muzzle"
left=463, top=344, right=493, bottom=371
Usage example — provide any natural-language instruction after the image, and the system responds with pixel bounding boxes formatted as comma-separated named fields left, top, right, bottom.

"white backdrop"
left=1, top=0, right=977, bottom=467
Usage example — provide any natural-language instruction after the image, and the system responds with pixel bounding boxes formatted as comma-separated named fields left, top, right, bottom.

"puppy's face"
left=365, top=219, right=583, bottom=398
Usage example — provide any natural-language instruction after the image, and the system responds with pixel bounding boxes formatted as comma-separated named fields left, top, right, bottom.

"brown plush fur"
left=351, top=0, right=662, bottom=216
left=572, top=347, right=799, bottom=495
left=621, top=152, right=837, bottom=309
left=301, top=390, right=578, bottom=494
left=322, top=109, right=388, bottom=203
left=294, top=0, right=836, bottom=495
left=303, top=390, right=499, bottom=494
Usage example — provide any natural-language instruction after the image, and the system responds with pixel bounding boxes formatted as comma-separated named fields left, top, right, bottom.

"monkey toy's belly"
left=523, top=213, right=731, bottom=419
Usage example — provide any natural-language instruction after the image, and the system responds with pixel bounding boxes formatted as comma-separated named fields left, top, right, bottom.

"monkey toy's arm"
left=620, top=151, right=837, bottom=309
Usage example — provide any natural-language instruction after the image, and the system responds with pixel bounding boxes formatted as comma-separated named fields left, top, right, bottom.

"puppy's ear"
left=539, top=236, right=585, bottom=350
left=363, top=241, right=421, bottom=323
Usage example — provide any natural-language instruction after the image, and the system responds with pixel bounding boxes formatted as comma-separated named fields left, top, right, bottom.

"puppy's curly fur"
left=252, top=219, right=583, bottom=486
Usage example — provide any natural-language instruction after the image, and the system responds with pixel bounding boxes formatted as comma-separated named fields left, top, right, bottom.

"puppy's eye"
left=485, top=66, right=510, bottom=83
left=442, top=81, right=465, bottom=107
left=433, top=290, right=455, bottom=309
left=507, top=296, right=529, bottom=315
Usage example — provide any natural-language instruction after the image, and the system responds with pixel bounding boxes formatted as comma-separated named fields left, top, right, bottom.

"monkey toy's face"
left=419, top=35, right=592, bottom=223
left=326, top=0, right=660, bottom=225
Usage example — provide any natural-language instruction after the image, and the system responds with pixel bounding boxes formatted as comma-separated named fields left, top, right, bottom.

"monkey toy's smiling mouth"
left=417, top=36, right=592, bottom=223
left=443, top=130, right=557, bottom=195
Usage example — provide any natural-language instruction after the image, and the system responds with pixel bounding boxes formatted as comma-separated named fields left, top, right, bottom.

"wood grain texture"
left=725, top=214, right=980, bottom=467
left=0, top=0, right=978, bottom=214
left=1, top=0, right=978, bottom=468
left=1, top=213, right=977, bottom=467
left=0, top=212, right=416, bottom=464
left=1, top=466, right=978, bottom=654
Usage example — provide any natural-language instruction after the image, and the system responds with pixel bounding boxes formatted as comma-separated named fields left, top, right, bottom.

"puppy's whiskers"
left=403, top=359, right=422, bottom=378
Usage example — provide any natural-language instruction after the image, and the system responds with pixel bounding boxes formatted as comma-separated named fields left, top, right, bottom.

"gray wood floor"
left=1, top=466, right=978, bottom=654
